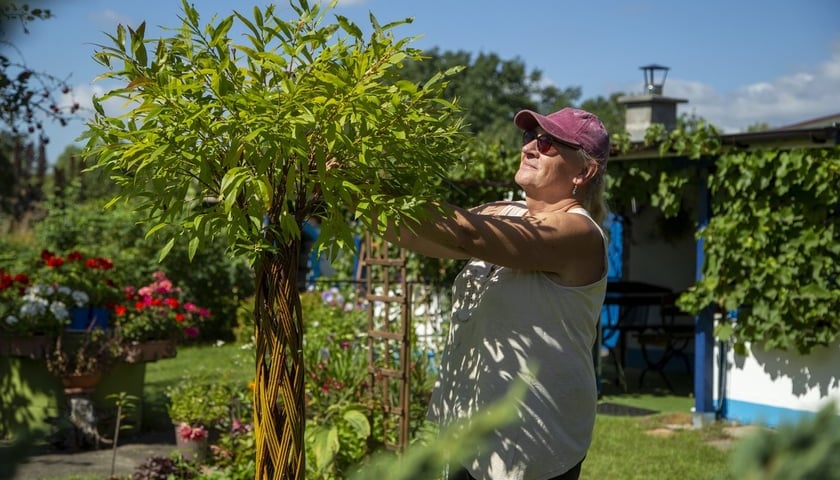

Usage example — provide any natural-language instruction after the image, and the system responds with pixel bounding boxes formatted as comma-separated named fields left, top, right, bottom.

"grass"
left=582, top=364, right=733, bottom=479
left=585, top=413, right=732, bottom=479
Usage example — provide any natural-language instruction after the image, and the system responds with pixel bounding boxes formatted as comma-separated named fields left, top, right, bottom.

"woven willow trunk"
left=253, top=247, right=305, bottom=480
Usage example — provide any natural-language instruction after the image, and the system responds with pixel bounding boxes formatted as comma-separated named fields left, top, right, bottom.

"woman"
left=386, top=107, right=609, bottom=480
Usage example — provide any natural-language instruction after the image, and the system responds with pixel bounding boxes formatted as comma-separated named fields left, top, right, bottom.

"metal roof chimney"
left=618, top=64, right=688, bottom=142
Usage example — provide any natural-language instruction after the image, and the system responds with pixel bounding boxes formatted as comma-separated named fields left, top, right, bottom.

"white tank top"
left=428, top=202, right=607, bottom=480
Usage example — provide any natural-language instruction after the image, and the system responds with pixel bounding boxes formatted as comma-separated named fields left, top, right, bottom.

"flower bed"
left=114, top=271, right=210, bottom=344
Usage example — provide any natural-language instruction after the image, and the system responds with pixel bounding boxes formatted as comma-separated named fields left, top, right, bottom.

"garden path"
left=0, top=429, right=174, bottom=480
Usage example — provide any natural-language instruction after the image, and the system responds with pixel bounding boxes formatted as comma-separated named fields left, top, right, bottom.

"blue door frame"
left=694, top=170, right=715, bottom=421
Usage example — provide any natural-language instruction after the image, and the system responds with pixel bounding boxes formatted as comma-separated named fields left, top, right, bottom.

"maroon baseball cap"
left=514, top=107, right=610, bottom=163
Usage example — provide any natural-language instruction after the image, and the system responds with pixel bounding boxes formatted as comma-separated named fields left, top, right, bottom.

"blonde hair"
left=577, top=149, right=608, bottom=226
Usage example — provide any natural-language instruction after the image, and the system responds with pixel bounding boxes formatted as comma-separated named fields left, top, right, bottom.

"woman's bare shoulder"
left=469, top=200, right=527, bottom=216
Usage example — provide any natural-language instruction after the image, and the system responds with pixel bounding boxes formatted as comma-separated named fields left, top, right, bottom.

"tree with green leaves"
left=1, top=2, right=83, bottom=231
left=83, top=1, right=464, bottom=478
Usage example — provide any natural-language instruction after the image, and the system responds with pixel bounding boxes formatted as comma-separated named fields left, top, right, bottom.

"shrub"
left=166, top=376, right=232, bottom=430
left=133, top=455, right=195, bottom=480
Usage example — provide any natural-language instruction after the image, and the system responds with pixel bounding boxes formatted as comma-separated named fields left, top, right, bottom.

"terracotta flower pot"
left=60, top=371, right=103, bottom=395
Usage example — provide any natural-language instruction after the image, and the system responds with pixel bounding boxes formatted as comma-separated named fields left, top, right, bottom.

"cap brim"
left=514, top=109, right=581, bottom=149
left=514, top=110, right=540, bottom=131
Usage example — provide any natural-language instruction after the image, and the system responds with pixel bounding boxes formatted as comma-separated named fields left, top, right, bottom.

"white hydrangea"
left=29, top=283, right=54, bottom=297
left=50, top=301, right=69, bottom=320
left=71, top=290, right=90, bottom=307
left=20, top=294, right=48, bottom=318
left=4, top=315, right=18, bottom=326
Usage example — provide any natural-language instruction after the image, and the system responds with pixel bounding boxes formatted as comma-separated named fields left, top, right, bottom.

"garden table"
left=597, top=281, right=673, bottom=392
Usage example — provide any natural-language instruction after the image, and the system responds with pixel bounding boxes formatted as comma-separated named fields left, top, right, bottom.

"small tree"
left=83, top=1, right=463, bottom=478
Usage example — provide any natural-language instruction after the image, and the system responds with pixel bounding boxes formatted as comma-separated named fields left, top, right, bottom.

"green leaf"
left=342, top=409, right=370, bottom=438
left=312, top=425, right=339, bottom=472
left=188, top=235, right=200, bottom=261
left=144, top=222, right=168, bottom=240
left=336, top=15, right=363, bottom=39
left=714, top=322, right=734, bottom=341
left=158, top=238, right=175, bottom=262
left=129, top=22, right=147, bottom=66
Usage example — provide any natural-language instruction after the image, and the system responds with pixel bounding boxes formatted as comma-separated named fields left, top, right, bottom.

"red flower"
left=175, top=313, right=185, bottom=323
left=115, top=305, right=127, bottom=316
left=46, top=256, right=64, bottom=267
left=67, top=251, right=83, bottom=261
left=40, top=249, right=54, bottom=261
left=165, top=298, right=180, bottom=309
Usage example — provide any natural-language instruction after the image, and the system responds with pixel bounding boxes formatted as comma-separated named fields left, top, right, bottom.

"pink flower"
left=155, top=280, right=173, bottom=294
left=184, top=326, right=200, bottom=338
left=177, top=422, right=208, bottom=441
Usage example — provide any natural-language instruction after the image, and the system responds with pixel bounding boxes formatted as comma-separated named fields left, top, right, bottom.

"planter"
left=174, top=423, right=209, bottom=462
left=0, top=334, right=54, bottom=359
left=123, top=339, right=178, bottom=363
left=60, top=371, right=103, bottom=395
left=67, top=307, right=110, bottom=331
left=0, top=358, right=147, bottom=442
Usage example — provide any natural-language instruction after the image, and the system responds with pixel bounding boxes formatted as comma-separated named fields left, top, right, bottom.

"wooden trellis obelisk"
left=359, top=235, right=411, bottom=451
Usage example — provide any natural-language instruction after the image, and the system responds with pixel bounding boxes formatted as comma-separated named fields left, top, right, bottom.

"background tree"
left=0, top=1, right=81, bottom=231
left=746, top=121, right=771, bottom=132
left=581, top=92, right=626, bottom=139
left=397, top=49, right=625, bottom=283
left=83, top=1, right=464, bottom=478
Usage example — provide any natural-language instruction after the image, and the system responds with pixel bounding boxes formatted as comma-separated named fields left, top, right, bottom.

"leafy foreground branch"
left=83, top=1, right=464, bottom=478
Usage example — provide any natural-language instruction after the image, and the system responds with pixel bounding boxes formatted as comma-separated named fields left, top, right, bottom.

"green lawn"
left=585, top=413, right=731, bottom=479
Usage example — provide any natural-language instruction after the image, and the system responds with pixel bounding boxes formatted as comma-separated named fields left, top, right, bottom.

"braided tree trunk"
left=253, top=244, right=305, bottom=479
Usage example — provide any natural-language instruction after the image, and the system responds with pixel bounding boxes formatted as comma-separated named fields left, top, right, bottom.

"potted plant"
left=33, top=249, right=121, bottom=331
left=45, top=329, right=123, bottom=393
left=0, top=267, right=51, bottom=358
left=166, top=376, right=232, bottom=461
left=1, top=278, right=88, bottom=358
left=115, top=270, right=211, bottom=363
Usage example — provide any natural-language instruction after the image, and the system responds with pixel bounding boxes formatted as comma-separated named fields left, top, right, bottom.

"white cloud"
left=668, top=43, right=840, bottom=131
left=60, top=83, right=125, bottom=117
left=90, top=9, right=136, bottom=29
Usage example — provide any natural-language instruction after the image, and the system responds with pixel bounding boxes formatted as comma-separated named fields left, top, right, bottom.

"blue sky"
left=8, top=0, right=840, bottom=162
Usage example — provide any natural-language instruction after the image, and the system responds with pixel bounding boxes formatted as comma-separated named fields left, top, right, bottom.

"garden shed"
left=608, top=79, right=840, bottom=427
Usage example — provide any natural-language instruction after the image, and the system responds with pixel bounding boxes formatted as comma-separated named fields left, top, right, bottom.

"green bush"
left=166, top=376, right=233, bottom=429
left=729, top=402, right=840, bottom=480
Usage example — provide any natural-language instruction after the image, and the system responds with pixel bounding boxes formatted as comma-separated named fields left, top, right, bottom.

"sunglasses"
left=522, top=130, right=573, bottom=155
